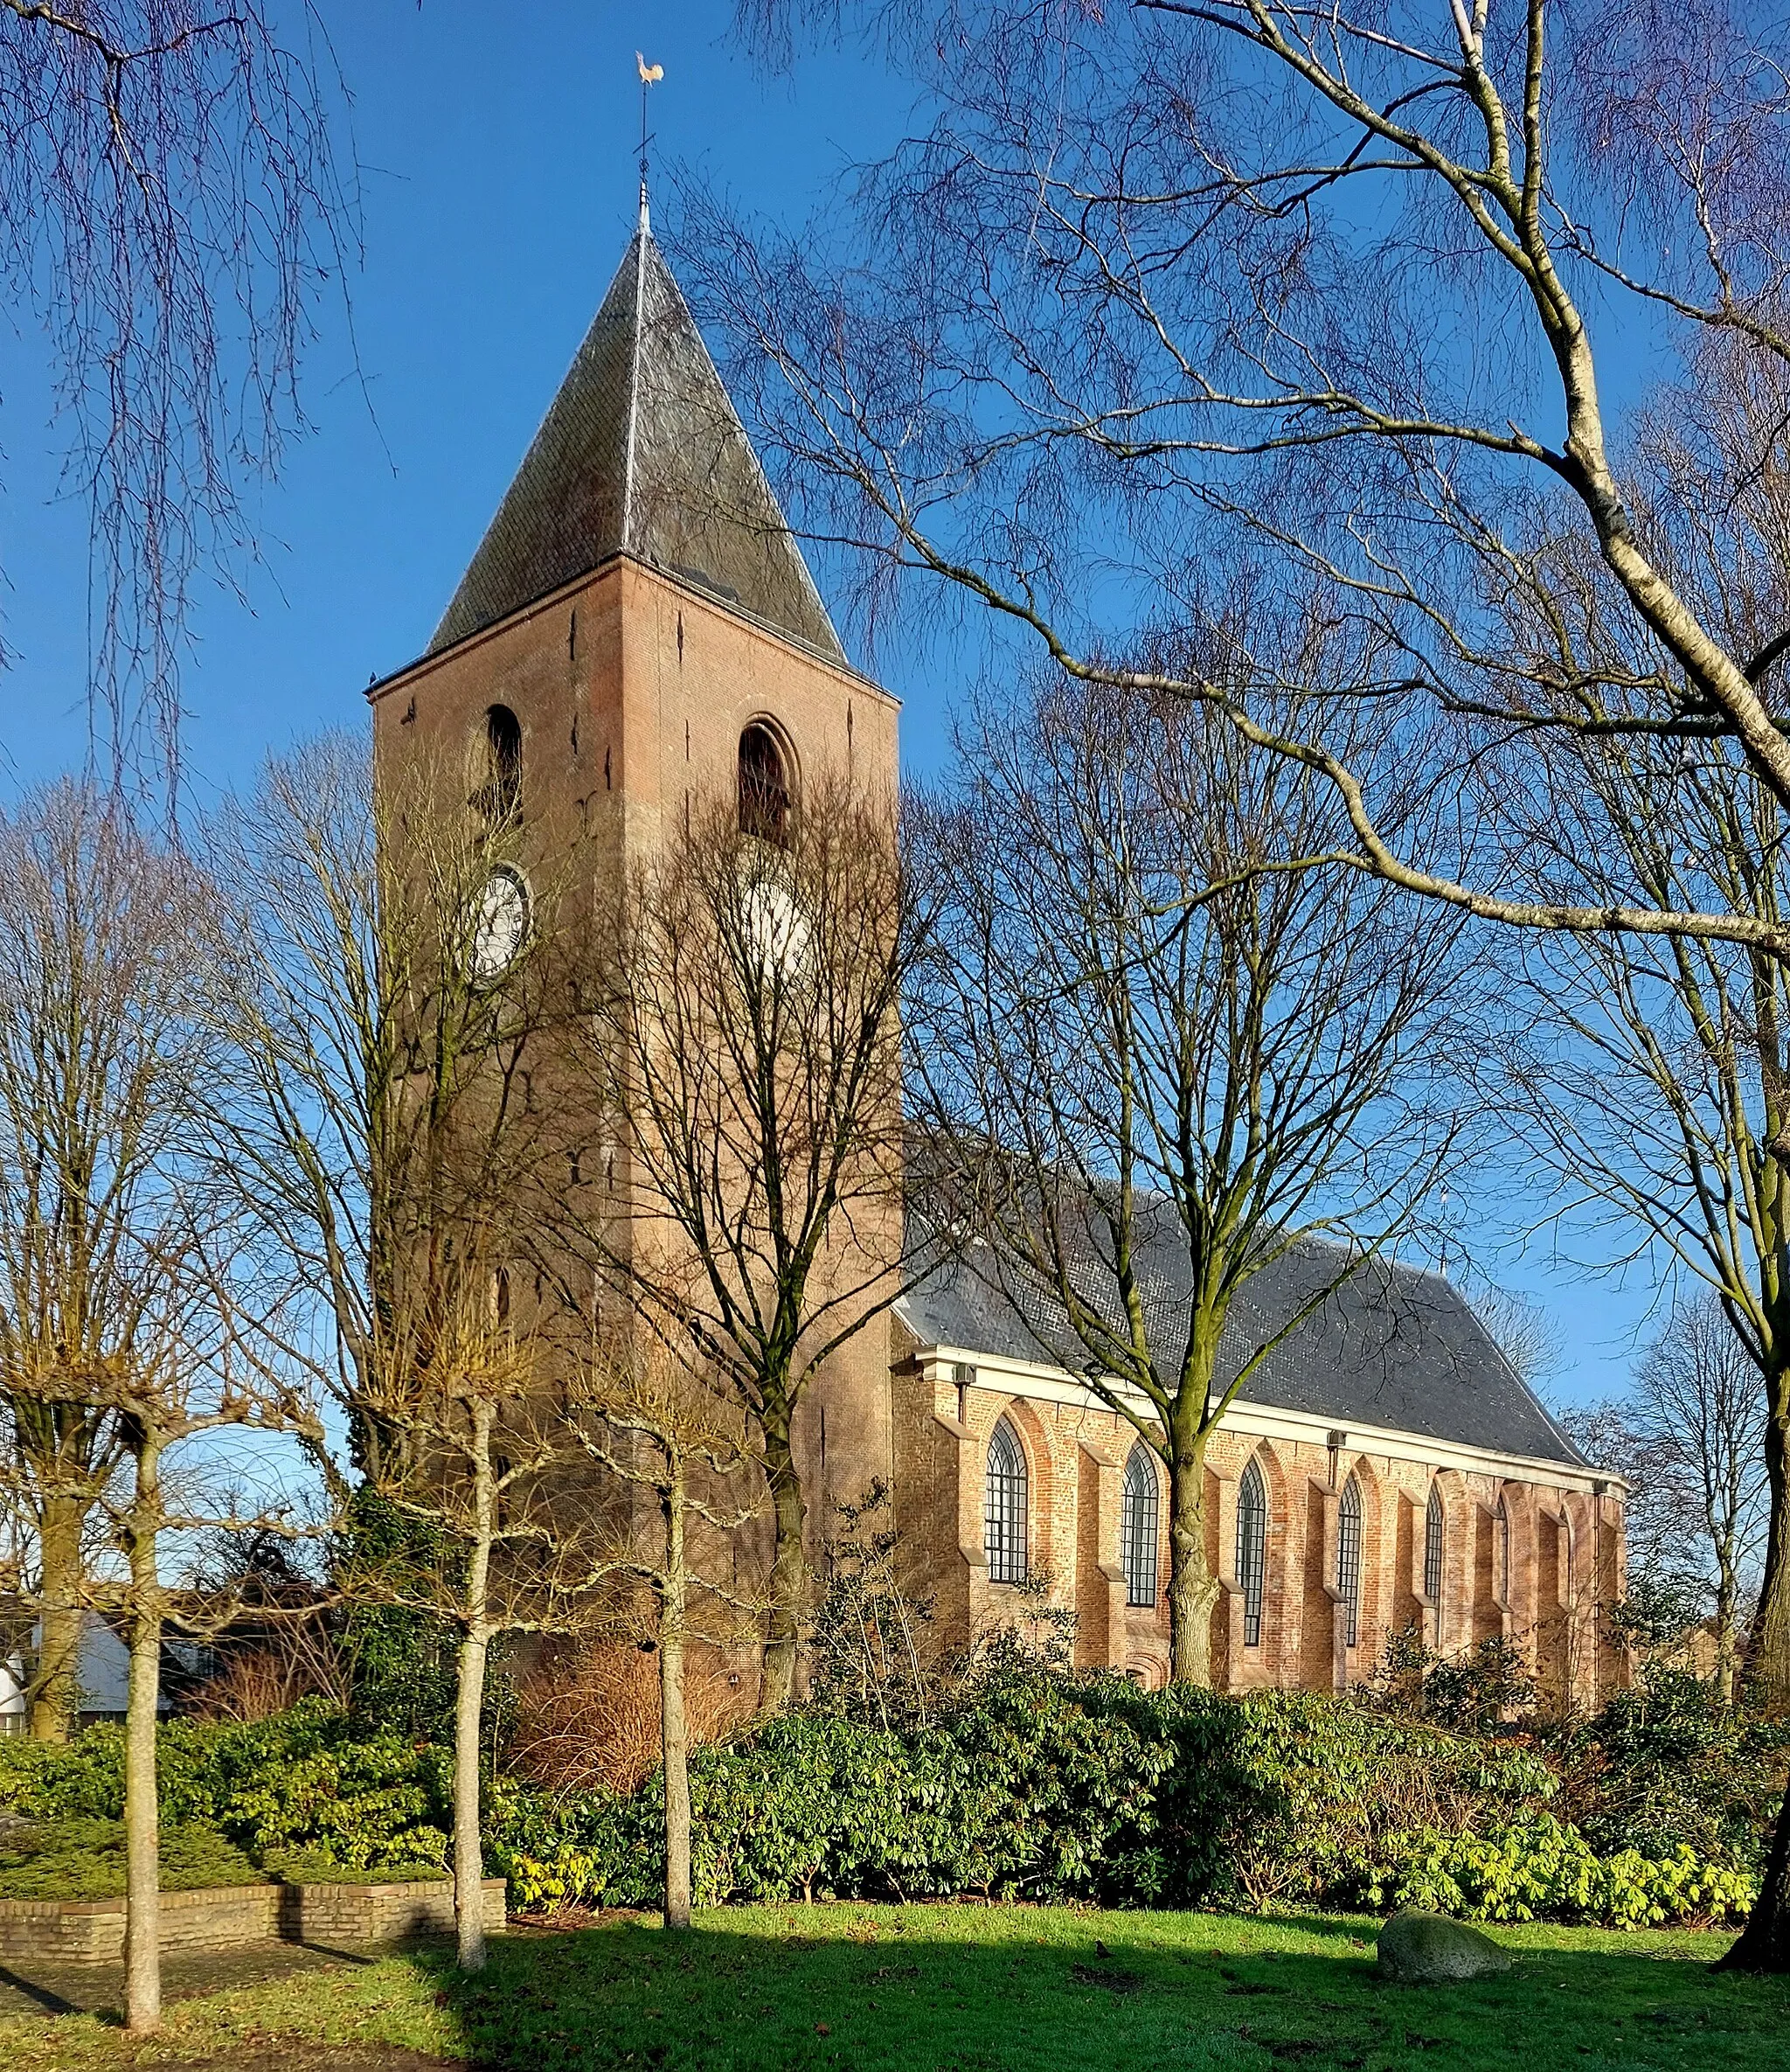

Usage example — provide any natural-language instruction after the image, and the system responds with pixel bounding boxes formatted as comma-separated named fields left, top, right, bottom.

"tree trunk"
left=454, top=1399, right=494, bottom=1972
left=1749, top=1379, right=1790, bottom=1706
left=1716, top=1776, right=1790, bottom=1972
left=661, top=1472, right=691, bottom=1930
left=122, top=1439, right=162, bottom=2035
left=759, top=1408, right=807, bottom=1714
left=1714, top=1540, right=1740, bottom=1708
left=1166, top=1430, right=1218, bottom=1686
left=31, top=1493, right=87, bottom=1742
left=452, top=1623, right=489, bottom=1971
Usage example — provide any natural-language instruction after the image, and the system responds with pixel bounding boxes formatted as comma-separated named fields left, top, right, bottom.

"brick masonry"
left=0, top=1878, right=505, bottom=1965
left=892, top=1343, right=1629, bottom=1703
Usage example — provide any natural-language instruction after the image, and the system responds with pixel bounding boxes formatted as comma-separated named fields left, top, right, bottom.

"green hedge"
left=0, top=1819, right=266, bottom=1901
left=493, top=1674, right=1754, bottom=1927
left=0, top=1701, right=451, bottom=1876
left=0, top=1674, right=1766, bottom=1928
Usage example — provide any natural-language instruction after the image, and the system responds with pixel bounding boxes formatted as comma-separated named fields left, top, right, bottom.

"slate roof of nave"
left=897, top=1213, right=1589, bottom=1471
left=430, top=212, right=846, bottom=664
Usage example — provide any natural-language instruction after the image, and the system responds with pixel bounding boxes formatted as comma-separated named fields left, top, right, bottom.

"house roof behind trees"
left=898, top=1218, right=1587, bottom=1469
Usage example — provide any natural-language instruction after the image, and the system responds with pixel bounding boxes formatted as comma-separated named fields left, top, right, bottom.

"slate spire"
left=430, top=223, right=845, bottom=663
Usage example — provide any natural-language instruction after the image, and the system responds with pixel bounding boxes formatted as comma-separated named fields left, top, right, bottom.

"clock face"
left=471, top=866, right=531, bottom=984
left=740, top=870, right=811, bottom=984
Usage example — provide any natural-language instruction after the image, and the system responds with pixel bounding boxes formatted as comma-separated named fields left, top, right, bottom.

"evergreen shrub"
left=0, top=1700, right=450, bottom=1874
left=0, top=1668, right=1771, bottom=1927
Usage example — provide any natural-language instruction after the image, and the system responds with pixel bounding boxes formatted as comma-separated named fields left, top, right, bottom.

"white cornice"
left=914, top=1342, right=1624, bottom=1497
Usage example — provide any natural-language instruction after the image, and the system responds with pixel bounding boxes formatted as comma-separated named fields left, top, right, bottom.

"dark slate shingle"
left=897, top=1218, right=1587, bottom=1469
left=430, top=220, right=845, bottom=664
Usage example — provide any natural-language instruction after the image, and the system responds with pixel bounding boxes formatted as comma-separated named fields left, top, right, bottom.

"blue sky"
left=0, top=2, right=1662, bottom=1408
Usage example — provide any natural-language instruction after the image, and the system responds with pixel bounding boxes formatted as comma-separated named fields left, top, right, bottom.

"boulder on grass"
left=1375, top=1910, right=1513, bottom=1984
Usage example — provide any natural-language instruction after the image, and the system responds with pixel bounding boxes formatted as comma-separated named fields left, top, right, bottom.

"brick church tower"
left=366, top=201, right=903, bottom=1546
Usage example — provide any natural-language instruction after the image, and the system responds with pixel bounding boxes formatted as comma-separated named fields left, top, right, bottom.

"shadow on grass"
left=412, top=1905, right=1790, bottom=2072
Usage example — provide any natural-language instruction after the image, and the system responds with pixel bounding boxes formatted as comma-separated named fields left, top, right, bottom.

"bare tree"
left=562, top=775, right=923, bottom=1713
left=0, top=782, right=206, bottom=1740
left=710, top=1, right=1790, bottom=1962
left=204, top=733, right=588, bottom=1971
left=202, top=733, right=564, bottom=1497
left=1568, top=1303, right=1767, bottom=1703
left=912, top=668, right=1461, bottom=1683
left=345, top=1286, right=606, bottom=1971
left=89, top=1279, right=319, bottom=2034
left=0, top=779, right=322, bottom=2033
left=571, top=1338, right=762, bottom=1930
left=0, top=3, right=353, bottom=783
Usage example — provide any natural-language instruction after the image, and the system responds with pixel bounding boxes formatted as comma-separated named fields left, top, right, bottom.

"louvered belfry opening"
left=985, top=1415, right=1028, bottom=1584
left=1336, top=1474, right=1363, bottom=1649
left=1120, top=1443, right=1160, bottom=1608
left=1237, top=1456, right=1268, bottom=1647
left=475, top=704, right=522, bottom=825
left=738, top=722, right=792, bottom=845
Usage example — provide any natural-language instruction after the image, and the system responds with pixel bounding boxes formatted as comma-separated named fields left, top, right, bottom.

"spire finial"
left=636, top=52, right=664, bottom=234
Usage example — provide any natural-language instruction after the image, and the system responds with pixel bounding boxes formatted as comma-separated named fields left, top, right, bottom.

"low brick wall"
left=0, top=1876, right=504, bottom=1964
left=286, top=1877, right=505, bottom=1946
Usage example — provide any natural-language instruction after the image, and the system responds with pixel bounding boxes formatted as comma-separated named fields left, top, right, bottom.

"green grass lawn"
left=3, top=1903, right=1787, bottom=2072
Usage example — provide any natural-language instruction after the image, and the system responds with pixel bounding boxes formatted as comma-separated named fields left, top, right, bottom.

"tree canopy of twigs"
left=702, top=2, right=1790, bottom=954
left=572, top=1338, right=763, bottom=1929
left=0, top=781, right=210, bottom=1742
left=561, top=776, right=924, bottom=1714
left=712, top=0, right=1790, bottom=1966
left=912, top=662, right=1463, bottom=1684
left=1565, top=1299, right=1768, bottom=1704
left=0, top=1, right=354, bottom=787
left=0, top=774, right=324, bottom=2031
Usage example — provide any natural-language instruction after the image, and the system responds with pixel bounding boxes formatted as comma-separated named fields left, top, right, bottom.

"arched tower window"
left=1495, top=1492, right=1512, bottom=1606
left=984, top=1415, right=1028, bottom=1585
left=1237, top=1456, right=1268, bottom=1648
left=1120, top=1443, right=1160, bottom=1608
left=738, top=721, right=792, bottom=845
left=477, top=705, right=522, bottom=825
left=1424, top=1483, right=1446, bottom=1604
left=1337, top=1473, right=1363, bottom=1649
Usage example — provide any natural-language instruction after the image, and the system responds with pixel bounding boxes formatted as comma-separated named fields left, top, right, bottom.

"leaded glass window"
left=1120, top=1443, right=1160, bottom=1608
left=1424, top=1484, right=1445, bottom=1604
left=985, top=1415, right=1028, bottom=1584
left=1496, top=1492, right=1512, bottom=1606
left=1337, top=1473, right=1363, bottom=1649
left=1237, top=1457, right=1267, bottom=1647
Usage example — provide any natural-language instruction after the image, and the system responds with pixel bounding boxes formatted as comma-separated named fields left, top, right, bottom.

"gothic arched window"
left=1237, top=1456, right=1268, bottom=1648
left=1337, top=1473, right=1363, bottom=1649
left=1562, top=1512, right=1574, bottom=1603
left=1424, top=1483, right=1446, bottom=1604
left=985, top=1415, right=1028, bottom=1585
left=1120, top=1443, right=1160, bottom=1608
left=1496, top=1492, right=1512, bottom=1607
left=479, top=705, right=522, bottom=825
left=738, top=721, right=792, bottom=845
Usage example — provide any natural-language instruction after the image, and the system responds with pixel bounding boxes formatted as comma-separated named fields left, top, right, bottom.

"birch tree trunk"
left=453, top=1400, right=494, bottom=1972
left=661, top=1469, right=691, bottom=1930
left=122, top=1436, right=163, bottom=2034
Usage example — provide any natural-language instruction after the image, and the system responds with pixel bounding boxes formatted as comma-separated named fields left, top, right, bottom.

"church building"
left=366, top=208, right=1629, bottom=1709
